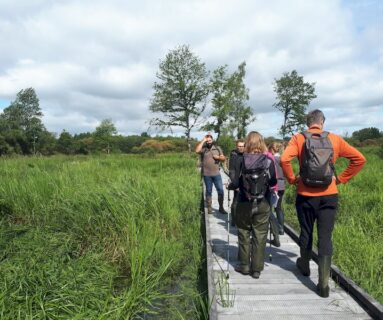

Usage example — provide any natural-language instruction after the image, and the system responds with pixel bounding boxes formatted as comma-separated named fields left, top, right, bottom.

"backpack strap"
left=216, top=145, right=222, bottom=155
left=302, top=130, right=329, bottom=139
left=321, top=131, right=329, bottom=137
left=265, top=158, right=271, bottom=181
left=301, top=131, right=311, bottom=139
left=322, top=131, right=339, bottom=183
left=329, top=160, right=340, bottom=184
left=200, top=147, right=208, bottom=161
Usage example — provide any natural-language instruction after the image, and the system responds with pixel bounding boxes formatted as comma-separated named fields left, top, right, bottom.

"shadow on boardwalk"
left=211, top=222, right=318, bottom=294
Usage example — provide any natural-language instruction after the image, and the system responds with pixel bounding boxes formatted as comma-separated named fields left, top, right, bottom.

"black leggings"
left=296, top=194, right=338, bottom=256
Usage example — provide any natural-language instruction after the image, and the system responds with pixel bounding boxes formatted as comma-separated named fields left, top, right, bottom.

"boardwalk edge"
left=201, top=188, right=218, bottom=320
left=284, top=223, right=383, bottom=320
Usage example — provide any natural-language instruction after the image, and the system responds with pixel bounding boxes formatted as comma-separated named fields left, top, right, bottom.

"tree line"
left=0, top=95, right=193, bottom=156
left=1, top=45, right=381, bottom=156
left=0, top=89, right=188, bottom=156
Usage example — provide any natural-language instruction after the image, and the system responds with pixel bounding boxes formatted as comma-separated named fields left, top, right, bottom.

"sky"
left=0, top=0, right=382, bottom=139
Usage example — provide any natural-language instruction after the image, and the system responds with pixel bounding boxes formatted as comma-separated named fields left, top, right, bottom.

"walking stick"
left=269, top=214, right=273, bottom=262
left=226, top=188, right=231, bottom=279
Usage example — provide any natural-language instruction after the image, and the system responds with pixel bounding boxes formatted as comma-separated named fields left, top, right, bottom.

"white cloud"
left=0, top=0, right=382, bottom=138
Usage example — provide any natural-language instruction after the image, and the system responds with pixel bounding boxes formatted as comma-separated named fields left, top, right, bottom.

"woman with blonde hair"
left=228, top=131, right=277, bottom=279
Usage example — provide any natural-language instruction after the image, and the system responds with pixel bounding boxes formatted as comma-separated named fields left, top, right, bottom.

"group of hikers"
left=196, top=109, right=366, bottom=298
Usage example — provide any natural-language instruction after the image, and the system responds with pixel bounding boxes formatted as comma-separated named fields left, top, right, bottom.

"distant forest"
left=0, top=88, right=196, bottom=156
left=0, top=87, right=382, bottom=156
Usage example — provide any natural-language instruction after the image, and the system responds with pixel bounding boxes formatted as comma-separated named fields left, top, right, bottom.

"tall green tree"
left=203, top=62, right=254, bottom=140
left=150, top=45, right=209, bottom=152
left=57, top=130, right=74, bottom=154
left=273, top=70, right=316, bottom=139
left=94, top=118, right=117, bottom=154
left=202, top=65, right=232, bottom=140
left=227, top=62, right=254, bottom=139
left=1, top=88, right=43, bottom=131
left=0, top=88, right=46, bottom=154
left=36, top=130, right=56, bottom=155
left=94, top=119, right=117, bottom=137
left=0, top=135, right=11, bottom=155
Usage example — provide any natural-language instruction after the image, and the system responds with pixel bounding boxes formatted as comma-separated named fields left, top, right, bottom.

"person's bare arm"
left=212, top=146, right=225, bottom=161
left=195, top=137, right=207, bottom=153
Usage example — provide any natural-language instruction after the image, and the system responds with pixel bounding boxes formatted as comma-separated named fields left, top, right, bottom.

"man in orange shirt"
left=281, top=109, right=366, bottom=298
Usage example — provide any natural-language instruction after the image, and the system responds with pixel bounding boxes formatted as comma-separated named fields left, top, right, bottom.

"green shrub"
left=217, top=135, right=235, bottom=155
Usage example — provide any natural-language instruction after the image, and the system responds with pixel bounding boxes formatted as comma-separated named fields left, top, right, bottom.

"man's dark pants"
left=295, top=194, right=338, bottom=256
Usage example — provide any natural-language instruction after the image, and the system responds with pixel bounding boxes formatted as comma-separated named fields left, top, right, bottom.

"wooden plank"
left=227, top=275, right=319, bottom=284
left=230, top=283, right=325, bottom=295
left=205, top=173, right=373, bottom=320
left=216, top=297, right=366, bottom=314
left=213, top=260, right=318, bottom=272
left=218, top=313, right=371, bottom=320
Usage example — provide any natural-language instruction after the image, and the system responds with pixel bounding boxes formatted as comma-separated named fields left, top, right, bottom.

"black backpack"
left=300, top=131, right=337, bottom=187
left=241, top=154, right=271, bottom=201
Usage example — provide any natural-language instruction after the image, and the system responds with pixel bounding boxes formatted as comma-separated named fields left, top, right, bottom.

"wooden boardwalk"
left=204, top=173, right=373, bottom=320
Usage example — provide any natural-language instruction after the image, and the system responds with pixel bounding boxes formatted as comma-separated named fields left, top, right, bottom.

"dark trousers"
left=231, top=190, right=239, bottom=225
left=236, top=199, right=270, bottom=272
left=296, top=194, right=338, bottom=256
left=269, top=211, right=279, bottom=239
left=276, top=190, right=285, bottom=232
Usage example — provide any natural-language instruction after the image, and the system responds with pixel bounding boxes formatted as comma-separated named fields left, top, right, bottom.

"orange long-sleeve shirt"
left=280, top=126, right=366, bottom=197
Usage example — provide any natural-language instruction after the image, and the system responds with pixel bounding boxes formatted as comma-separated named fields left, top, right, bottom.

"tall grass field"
left=1, top=147, right=382, bottom=318
left=284, top=147, right=383, bottom=305
left=0, top=154, right=206, bottom=319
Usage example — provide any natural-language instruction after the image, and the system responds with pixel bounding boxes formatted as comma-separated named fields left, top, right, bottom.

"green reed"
left=0, top=154, right=206, bottom=319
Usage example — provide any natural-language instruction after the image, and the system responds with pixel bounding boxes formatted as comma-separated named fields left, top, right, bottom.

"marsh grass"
left=0, top=154, right=206, bottom=319
left=284, top=147, right=383, bottom=304
left=216, top=273, right=235, bottom=308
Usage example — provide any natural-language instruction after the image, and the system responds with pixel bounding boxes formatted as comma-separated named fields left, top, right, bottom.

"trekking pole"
left=269, top=218, right=273, bottom=261
left=226, top=188, right=231, bottom=279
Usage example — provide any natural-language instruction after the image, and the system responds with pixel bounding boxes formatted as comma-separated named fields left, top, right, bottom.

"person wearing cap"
left=196, top=134, right=227, bottom=214
left=281, top=109, right=366, bottom=298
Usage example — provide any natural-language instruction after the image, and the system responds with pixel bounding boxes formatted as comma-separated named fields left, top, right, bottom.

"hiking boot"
left=218, top=194, right=227, bottom=214
left=317, top=255, right=331, bottom=298
left=206, top=196, right=212, bottom=214
left=296, top=248, right=311, bottom=276
left=251, top=271, right=261, bottom=279
left=234, top=265, right=250, bottom=275
left=271, top=238, right=281, bottom=247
